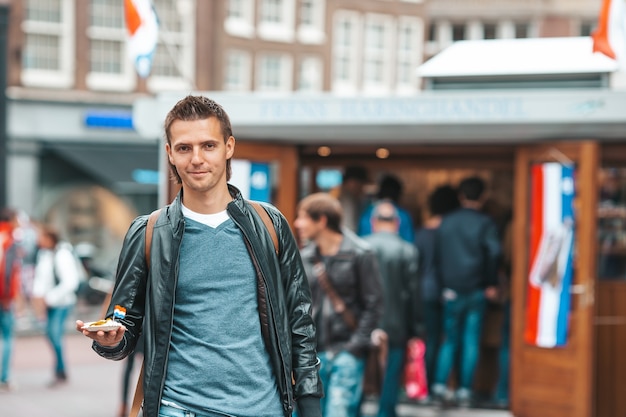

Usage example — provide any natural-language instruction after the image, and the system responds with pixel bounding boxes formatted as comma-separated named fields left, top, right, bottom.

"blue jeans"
left=377, top=347, right=405, bottom=417
left=46, top=305, right=72, bottom=376
left=434, top=289, right=487, bottom=392
left=318, top=351, right=365, bottom=417
left=0, top=306, right=15, bottom=383
left=422, top=300, right=442, bottom=391
left=494, top=301, right=510, bottom=402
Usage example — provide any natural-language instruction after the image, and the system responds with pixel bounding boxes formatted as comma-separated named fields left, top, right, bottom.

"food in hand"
left=81, top=318, right=123, bottom=332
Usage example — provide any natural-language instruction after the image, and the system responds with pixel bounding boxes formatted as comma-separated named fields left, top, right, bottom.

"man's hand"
left=75, top=320, right=126, bottom=347
left=484, top=286, right=499, bottom=301
left=370, top=328, right=388, bottom=347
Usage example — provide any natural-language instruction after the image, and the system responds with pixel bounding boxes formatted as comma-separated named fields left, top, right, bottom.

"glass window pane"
left=91, top=0, right=124, bottom=28
left=26, top=0, right=62, bottom=22
left=90, top=39, right=123, bottom=73
left=598, top=168, right=626, bottom=280
left=452, top=24, right=465, bottom=41
left=484, top=23, right=497, bottom=40
left=23, top=33, right=60, bottom=70
left=515, top=23, right=529, bottom=39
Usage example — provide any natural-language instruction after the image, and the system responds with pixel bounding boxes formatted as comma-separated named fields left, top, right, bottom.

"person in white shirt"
left=32, top=225, right=80, bottom=387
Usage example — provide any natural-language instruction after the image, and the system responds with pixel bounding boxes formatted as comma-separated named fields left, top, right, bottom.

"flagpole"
left=151, top=1, right=197, bottom=90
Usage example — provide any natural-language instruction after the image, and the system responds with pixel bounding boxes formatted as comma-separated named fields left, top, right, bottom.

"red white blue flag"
left=124, top=0, right=159, bottom=78
left=524, top=163, right=575, bottom=348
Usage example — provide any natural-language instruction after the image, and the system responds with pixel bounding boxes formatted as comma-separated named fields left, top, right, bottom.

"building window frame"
left=21, top=0, right=75, bottom=88
left=362, top=13, right=394, bottom=95
left=396, top=16, right=423, bottom=94
left=147, top=0, right=196, bottom=92
left=225, top=0, right=255, bottom=38
left=256, top=52, right=293, bottom=92
left=224, top=49, right=252, bottom=91
left=86, top=0, right=136, bottom=92
left=297, top=0, right=325, bottom=44
left=297, top=55, right=323, bottom=92
left=258, top=0, right=295, bottom=43
left=332, top=10, right=361, bottom=95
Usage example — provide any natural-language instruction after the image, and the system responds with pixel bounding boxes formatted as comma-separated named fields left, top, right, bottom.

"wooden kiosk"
left=138, top=39, right=626, bottom=417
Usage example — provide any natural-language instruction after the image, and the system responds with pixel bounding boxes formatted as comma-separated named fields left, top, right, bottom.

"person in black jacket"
left=295, top=192, right=383, bottom=417
left=363, top=201, right=419, bottom=417
left=76, top=95, right=322, bottom=417
left=414, top=185, right=460, bottom=395
left=430, top=176, right=501, bottom=408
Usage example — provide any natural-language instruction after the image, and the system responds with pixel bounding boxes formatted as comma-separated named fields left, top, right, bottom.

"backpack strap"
left=129, top=208, right=161, bottom=417
left=250, top=201, right=279, bottom=256
left=144, top=209, right=162, bottom=270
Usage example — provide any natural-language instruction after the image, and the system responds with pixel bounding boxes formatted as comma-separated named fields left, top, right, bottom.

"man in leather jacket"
left=294, top=192, right=383, bottom=417
left=363, top=201, right=419, bottom=417
left=76, top=95, right=322, bottom=417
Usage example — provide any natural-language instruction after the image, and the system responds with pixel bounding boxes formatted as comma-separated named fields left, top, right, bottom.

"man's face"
left=294, top=209, right=324, bottom=243
left=165, top=117, right=235, bottom=196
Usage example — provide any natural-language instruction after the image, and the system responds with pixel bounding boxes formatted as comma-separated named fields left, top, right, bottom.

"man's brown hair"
left=297, top=193, right=343, bottom=233
left=164, top=95, right=234, bottom=183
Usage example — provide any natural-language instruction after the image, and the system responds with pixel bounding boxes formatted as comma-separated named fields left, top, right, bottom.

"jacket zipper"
left=156, top=218, right=183, bottom=415
left=236, top=217, right=294, bottom=414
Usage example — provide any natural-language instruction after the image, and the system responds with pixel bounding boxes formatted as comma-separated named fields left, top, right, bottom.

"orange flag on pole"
left=592, top=0, right=626, bottom=67
left=124, top=0, right=159, bottom=78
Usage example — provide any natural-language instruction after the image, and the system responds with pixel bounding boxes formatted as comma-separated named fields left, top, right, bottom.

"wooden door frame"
left=511, top=141, right=598, bottom=417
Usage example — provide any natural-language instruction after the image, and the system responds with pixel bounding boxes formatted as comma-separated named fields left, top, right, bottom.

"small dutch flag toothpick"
left=113, top=305, right=127, bottom=321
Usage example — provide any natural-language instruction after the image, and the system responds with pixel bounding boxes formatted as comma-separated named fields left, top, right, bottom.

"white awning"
left=417, top=37, right=619, bottom=78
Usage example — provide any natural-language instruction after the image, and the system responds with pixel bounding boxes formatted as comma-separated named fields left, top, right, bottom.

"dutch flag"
left=124, top=0, right=159, bottom=78
left=524, top=163, right=576, bottom=348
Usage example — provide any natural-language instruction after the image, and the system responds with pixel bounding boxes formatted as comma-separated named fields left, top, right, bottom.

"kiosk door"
left=511, top=141, right=598, bottom=417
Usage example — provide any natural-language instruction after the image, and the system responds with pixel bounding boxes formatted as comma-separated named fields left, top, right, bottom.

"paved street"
left=1, top=303, right=512, bottom=417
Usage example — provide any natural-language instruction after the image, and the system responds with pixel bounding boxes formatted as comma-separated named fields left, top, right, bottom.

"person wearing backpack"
left=0, top=208, right=21, bottom=392
left=75, top=95, right=322, bottom=417
left=32, top=225, right=80, bottom=387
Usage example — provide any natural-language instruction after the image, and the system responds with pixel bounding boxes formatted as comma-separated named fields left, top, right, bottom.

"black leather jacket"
left=300, top=229, right=383, bottom=358
left=93, top=185, right=322, bottom=417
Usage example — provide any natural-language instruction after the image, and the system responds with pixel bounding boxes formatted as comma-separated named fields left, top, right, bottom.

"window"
left=598, top=168, right=626, bottom=280
left=580, top=21, right=595, bottom=37
left=87, top=0, right=135, bottom=91
left=483, top=23, right=497, bottom=40
left=515, top=22, right=529, bottom=38
left=300, top=0, right=313, bottom=25
left=452, top=23, right=465, bottom=41
left=428, top=22, right=437, bottom=42
left=396, top=17, right=423, bottom=93
left=224, top=50, right=251, bottom=91
left=258, top=0, right=295, bottom=42
left=256, top=53, right=293, bottom=92
left=332, top=11, right=360, bottom=94
left=228, top=0, right=244, bottom=18
left=147, top=0, right=196, bottom=92
left=297, top=0, right=325, bottom=44
left=297, top=56, right=322, bottom=92
left=21, top=0, right=75, bottom=88
left=225, top=0, right=254, bottom=38
left=363, top=14, right=393, bottom=94
left=262, top=0, right=282, bottom=23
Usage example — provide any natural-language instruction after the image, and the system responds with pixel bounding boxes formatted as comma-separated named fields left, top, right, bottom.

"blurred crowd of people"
left=0, top=207, right=92, bottom=392
left=304, top=166, right=512, bottom=416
